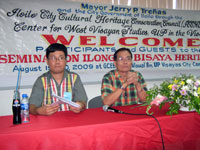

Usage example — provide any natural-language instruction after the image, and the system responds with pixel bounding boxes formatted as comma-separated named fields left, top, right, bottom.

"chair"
left=88, top=96, right=104, bottom=109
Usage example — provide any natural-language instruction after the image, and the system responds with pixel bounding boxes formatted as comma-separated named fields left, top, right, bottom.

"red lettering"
left=0, top=55, right=7, bottom=63
left=33, top=55, right=43, bottom=63
left=80, top=36, right=95, bottom=46
left=94, top=55, right=101, bottom=62
left=143, top=38, right=160, bottom=46
left=119, top=37, right=138, bottom=46
left=188, top=38, right=200, bottom=47
left=82, top=54, right=113, bottom=62
left=153, top=55, right=160, bottom=61
left=8, top=55, right=16, bottom=63
left=165, top=55, right=173, bottom=61
left=108, top=55, right=114, bottom=61
left=28, top=55, right=32, bottom=63
left=83, top=54, right=93, bottom=62
left=134, top=54, right=141, bottom=61
left=42, top=34, right=199, bottom=48
left=42, top=34, right=74, bottom=45
left=146, top=54, right=152, bottom=61
left=16, top=55, right=28, bottom=63
left=100, top=36, right=114, bottom=46
left=42, top=56, right=47, bottom=62
left=133, top=54, right=172, bottom=61
left=175, top=54, right=200, bottom=61
left=163, top=38, right=183, bottom=47
left=67, top=54, right=79, bottom=62
left=0, top=54, right=46, bottom=64
left=101, top=55, right=108, bottom=61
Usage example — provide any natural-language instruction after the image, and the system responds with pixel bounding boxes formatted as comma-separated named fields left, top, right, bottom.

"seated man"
left=29, top=43, right=88, bottom=115
left=101, top=47, right=147, bottom=106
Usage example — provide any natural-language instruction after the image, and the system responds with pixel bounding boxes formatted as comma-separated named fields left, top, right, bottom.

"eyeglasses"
left=117, top=56, right=132, bottom=62
left=48, top=56, right=66, bottom=61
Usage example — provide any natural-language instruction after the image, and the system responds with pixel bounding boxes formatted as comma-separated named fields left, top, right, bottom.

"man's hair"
left=46, top=43, right=68, bottom=59
left=114, top=48, right=133, bottom=61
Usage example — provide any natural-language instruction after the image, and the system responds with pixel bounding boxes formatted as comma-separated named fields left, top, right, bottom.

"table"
left=0, top=104, right=200, bottom=150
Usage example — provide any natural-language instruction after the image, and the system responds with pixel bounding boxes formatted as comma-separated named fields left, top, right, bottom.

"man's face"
left=114, top=50, right=132, bottom=72
left=46, top=51, right=67, bottom=74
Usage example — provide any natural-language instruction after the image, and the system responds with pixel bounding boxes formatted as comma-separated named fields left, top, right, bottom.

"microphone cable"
left=122, top=112, right=165, bottom=150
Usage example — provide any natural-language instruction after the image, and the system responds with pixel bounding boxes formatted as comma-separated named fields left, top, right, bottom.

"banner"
left=0, top=0, right=200, bottom=89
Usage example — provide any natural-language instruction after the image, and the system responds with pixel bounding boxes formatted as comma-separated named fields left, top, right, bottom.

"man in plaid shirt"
left=101, top=48, right=148, bottom=106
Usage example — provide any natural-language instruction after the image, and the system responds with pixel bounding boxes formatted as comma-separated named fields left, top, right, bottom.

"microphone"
left=103, top=105, right=124, bottom=114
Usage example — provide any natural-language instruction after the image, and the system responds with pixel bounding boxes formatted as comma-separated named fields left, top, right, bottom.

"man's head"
left=114, top=48, right=133, bottom=72
left=46, top=43, right=68, bottom=59
left=114, top=48, right=132, bottom=61
left=46, top=43, right=68, bottom=74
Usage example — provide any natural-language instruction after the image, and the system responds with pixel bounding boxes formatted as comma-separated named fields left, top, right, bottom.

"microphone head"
left=103, top=105, right=109, bottom=112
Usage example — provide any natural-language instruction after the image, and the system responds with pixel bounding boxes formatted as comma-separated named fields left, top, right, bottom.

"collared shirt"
left=29, top=70, right=88, bottom=111
left=101, top=70, right=147, bottom=106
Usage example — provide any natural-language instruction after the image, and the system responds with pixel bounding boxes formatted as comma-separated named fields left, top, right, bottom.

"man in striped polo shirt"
left=29, top=43, right=88, bottom=115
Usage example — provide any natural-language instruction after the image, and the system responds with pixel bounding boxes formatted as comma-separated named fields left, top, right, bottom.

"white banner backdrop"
left=0, top=0, right=200, bottom=89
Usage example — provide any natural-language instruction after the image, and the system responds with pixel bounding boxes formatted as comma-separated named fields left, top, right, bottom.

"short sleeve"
left=101, top=74, right=113, bottom=100
left=29, top=77, right=44, bottom=107
left=137, top=72, right=147, bottom=91
left=73, top=74, right=88, bottom=103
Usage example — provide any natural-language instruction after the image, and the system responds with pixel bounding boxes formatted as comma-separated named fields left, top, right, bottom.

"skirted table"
left=0, top=104, right=200, bottom=150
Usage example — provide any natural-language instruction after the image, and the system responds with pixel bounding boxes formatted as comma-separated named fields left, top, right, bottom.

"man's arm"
left=101, top=74, right=125, bottom=106
left=135, top=82, right=148, bottom=102
left=102, top=88, right=124, bottom=106
left=30, top=104, right=59, bottom=116
left=72, top=74, right=88, bottom=108
left=126, top=71, right=148, bottom=102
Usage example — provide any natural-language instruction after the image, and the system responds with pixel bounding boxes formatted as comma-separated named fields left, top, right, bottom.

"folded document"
left=51, top=94, right=80, bottom=108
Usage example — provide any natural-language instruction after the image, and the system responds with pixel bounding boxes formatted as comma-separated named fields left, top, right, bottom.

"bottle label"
left=13, top=99, right=20, bottom=107
left=21, top=103, right=29, bottom=110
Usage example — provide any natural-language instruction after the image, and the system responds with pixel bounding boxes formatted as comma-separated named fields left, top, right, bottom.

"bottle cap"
left=22, top=94, right=28, bottom=98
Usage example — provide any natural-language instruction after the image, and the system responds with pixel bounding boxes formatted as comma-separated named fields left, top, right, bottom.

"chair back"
left=88, top=96, right=103, bottom=108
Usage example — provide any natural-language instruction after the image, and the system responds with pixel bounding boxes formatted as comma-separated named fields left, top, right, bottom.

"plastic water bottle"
left=12, top=90, right=21, bottom=124
left=21, top=94, right=30, bottom=123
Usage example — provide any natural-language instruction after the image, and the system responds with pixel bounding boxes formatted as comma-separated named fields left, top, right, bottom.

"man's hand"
left=35, top=104, right=60, bottom=116
left=69, top=101, right=85, bottom=113
left=125, top=72, right=139, bottom=86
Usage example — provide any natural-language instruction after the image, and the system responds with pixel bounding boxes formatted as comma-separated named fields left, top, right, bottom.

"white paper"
left=51, top=94, right=80, bottom=108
